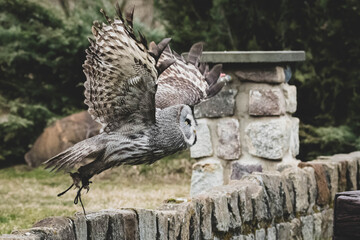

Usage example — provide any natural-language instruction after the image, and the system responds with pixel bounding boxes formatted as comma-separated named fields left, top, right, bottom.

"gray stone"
left=174, top=203, right=198, bottom=240
left=208, top=184, right=242, bottom=230
left=334, top=154, right=358, bottom=190
left=266, top=227, right=277, bottom=240
left=281, top=173, right=295, bottom=217
left=235, top=66, right=285, bottom=83
left=0, top=234, right=42, bottom=240
left=86, top=211, right=110, bottom=240
left=238, top=188, right=254, bottom=223
left=255, top=229, right=266, bottom=240
left=249, top=89, right=285, bottom=116
left=228, top=181, right=254, bottom=223
left=251, top=173, right=283, bottom=218
left=302, top=167, right=318, bottom=213
left=327, top=155, right=354, bottom=191
left=230, top=162, right=262, bottom=180
left=336, top=159, right=348, bottom=192
left=180, top=203, right=199, bottom=240
left=245, top=118, right=290, bottom=160
left=290, top=118, right=300, bottom=157
left=244, top=234, right=255, bottom=240
left=300, top=215, right=314, bottom=240
left=289, top=218, right=301, bottom=240
left=216, top=118, right=241, bottom=160
left=282, top=168, right=309, bottom=214
left=158, top=202, right=196, bottom=240
left=190, top=120, right=213, bottom=158
left=183, top=51, right=306, bottom=63
left=167, top=211, right=181, bottom=240
left=193, top=195, right=213, bottom=239
left=103, top=209, right=139, bottom=240
left=157, top=211, right=176, bottom=240
left=72, top=213, right=87, bottom=240
left=119, top=210, right=139, bottom=240
left=228, top=235, right=244, bottom=240
left=350, top=151, right=360, bottom=188
left=313, top=213, right=322, bottom=240
left=346, top=154, right=358, bottom=191
left=276, top=163, right=297, bottom=172
left=194, top=89, right=237, bottom=118
left=321, top=209, right=333, bottom=239
left=278, top=172, right=294, bottom=217
left=190, top=158, right=223, bottom=197
left=283, top=84, right=297, bottom=113
left=189, top=202, right=201, bottom=240
left=227, top=234, right=254, bottom=240
left=31, top=216, right=75, bottom=240
left=212, top=193, right=231, bottom=232
left=137, top=209, right=157, bottom=240
left=299, top=162, right=331, bottom=207
left=241, top=177, right=271, bottom=222
left=276, top=222, right=291, bottom=239
left=9, top=229, right=47, bottom=240
left=228, top=192, right=242, bottom=229
left=226, top=190, right=242, bottom=230
left=258, top=172, right=293, bottom=218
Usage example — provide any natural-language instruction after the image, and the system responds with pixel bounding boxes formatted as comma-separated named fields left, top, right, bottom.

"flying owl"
left=45, top=5, right=224, bottom=213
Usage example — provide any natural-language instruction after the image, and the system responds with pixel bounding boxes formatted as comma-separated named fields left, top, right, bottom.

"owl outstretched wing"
left=83, top=6, right=173, bottom=133
left=45, top=6, right=172, bottom=171
left=153, top=42, right=225, bottom=109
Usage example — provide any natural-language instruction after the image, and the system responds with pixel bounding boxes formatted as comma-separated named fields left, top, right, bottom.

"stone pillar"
left=188, top=51, right=306, bottom=196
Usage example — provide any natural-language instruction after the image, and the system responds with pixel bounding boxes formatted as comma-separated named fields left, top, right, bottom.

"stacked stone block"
left=3, top=151, right=360, bottom=240
left=189, top=51, right=305, bottom=196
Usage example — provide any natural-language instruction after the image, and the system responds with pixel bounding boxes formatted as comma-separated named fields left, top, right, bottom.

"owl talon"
left=56, top=172, right=92, bottom=216
left=73, top=180, right=91, bottom=216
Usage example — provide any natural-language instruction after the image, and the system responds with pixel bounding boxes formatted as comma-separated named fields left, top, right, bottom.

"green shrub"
left=299, top=124, right=358, bottom=161
left=0, top=98, right=54, bottom=162
left=0, top=0, right=164, bottom=163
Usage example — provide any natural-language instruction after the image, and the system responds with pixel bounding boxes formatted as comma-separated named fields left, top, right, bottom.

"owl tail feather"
left=44, top=137, right=105, bottom=172
left=206, top=81, right=225, bottom=98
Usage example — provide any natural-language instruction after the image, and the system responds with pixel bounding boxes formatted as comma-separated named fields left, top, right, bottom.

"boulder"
left=25, top=111, right=101, bottom=167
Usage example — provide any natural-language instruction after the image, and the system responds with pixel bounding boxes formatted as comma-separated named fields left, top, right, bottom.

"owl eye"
left=185, top=118, right=191, bottom=126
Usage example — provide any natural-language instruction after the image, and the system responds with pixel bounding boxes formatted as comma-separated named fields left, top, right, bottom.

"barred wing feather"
left=83, top=8, right=158, bottom=133
left=154, top=42, right=224, bottom=109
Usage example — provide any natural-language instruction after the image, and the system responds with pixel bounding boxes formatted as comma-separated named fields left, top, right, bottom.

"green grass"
left=0, top=151, right=194, bottom=234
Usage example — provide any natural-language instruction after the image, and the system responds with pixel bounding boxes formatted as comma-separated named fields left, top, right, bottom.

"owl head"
left=178, top=105, right=197, bottom=147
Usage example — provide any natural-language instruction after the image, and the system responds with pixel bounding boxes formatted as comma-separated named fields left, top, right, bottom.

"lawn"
left=0, top=151, right=194, bottom=234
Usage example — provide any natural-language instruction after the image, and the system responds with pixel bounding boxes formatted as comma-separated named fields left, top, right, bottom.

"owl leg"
left=57, top=172, right=92, bottom=216
left=73, top=177, right=92, bottom=216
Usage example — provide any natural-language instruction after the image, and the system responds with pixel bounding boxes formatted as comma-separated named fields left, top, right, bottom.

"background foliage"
left=0, top=0, right=359, bottom=164
left=156, top=0, right=360, bottom=160
left=0, top=0, right=164, bottom=164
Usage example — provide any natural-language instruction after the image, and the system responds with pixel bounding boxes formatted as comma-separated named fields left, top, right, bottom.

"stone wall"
left=2, top=151, right=360, bottom=240
left=189, top=51, right=305, bottom=197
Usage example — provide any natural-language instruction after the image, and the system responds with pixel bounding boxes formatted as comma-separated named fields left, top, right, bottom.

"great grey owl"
left=44, top=5, right=224, bottom=213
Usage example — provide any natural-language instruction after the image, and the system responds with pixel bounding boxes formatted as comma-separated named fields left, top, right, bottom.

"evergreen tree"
left=155, top=0, right=360, bottom=160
